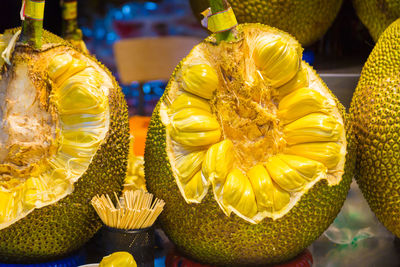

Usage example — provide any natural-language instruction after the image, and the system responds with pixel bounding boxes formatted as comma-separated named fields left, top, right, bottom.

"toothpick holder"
left=96, top=225, right=155, bottom=267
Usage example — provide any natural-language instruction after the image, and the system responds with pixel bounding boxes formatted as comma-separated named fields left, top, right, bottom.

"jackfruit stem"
left=209, top=0, right=238, bottom=43
left=61, top=0, right=82, bottom=42
left=20, top=0, right=45, bottom=49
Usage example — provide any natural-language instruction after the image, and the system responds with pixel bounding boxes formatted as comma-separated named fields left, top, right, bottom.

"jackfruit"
left=349, top=18, right=400, bottom=238
left=99, top=252, right=137, bottom=267
left=352, top=0, right=400, bottom=42
left=0, top=28, right=129, bottom=263
left=145, top=22, right=352, bottom=265
left=123, top=116, right=150, bottom=192
left=189, top=0, right=343, bottom=46
left=124, top=137, right=145, bottom=192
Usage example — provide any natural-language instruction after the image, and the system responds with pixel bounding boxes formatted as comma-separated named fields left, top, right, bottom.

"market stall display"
left=0, top=0, right=399, bottom=266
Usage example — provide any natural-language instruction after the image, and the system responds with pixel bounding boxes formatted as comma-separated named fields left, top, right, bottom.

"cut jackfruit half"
left=0, top=40, right=110, bottom=229
left=159, top=24, right=346, bottom=223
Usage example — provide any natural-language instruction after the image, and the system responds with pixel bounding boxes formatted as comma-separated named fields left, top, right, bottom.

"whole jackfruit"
left=189, top=0, right=343, bottom=46
left=352, top=0, right=400, bottom=42
left=145, top=22, right=353, bottom=265
left=349, top=18, right=400, bottom=238
left=0, top=28, right=129, bottom=263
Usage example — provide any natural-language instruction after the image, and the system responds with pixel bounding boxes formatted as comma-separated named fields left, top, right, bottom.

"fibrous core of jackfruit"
left=159, top=26, right=346, bottom=223
left=0, top=38, right=111, bottom=229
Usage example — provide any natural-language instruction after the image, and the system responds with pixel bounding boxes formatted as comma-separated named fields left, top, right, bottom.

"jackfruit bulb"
left=99, top=252, right=137, bottom=267
left=189, top=0, right=343, bottom=46
left=352, top=0, right=400, bottom=42
left=124, top=136, right=146, bottom=192
left=0, top=28, right=129, bottom=263
left=349, top=18, right=400, bottom=238
left=145, top=23, right=352, bottom=265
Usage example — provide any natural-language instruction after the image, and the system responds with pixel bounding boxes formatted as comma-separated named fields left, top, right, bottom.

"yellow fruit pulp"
left=158, top=25, right=346, bottom=223
left=99, top=251, right=137, bottom=267
left=0, top=41, right=111, bottom=229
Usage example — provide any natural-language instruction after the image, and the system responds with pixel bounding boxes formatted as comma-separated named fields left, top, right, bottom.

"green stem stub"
left=61, top=0, right=81, bottom=41
left=207, top=8, right=238, bottom=34
left=20, top=0, right=45, bottom=49
left=62, top=0, right=77, bottom=20
left=208, top=0, right=237, bottom=43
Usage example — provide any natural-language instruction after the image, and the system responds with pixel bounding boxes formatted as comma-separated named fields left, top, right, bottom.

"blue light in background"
left=302, top=50, right=315, bottom=65
left=94, top=27, right=106, bottom=40
left=81, top=26, right=92, bottom=38
left=122, top=4, right=131, bottom=15
left=106, top=32, right=119, bottom=44
left=143, top=83, right=152, bottom=94
left=144, top=2, right=158, bottom=11
left=113, top=10, right=124, bottom=20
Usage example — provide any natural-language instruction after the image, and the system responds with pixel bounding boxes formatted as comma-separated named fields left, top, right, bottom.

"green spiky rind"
left=189, top=0, right=343, bottom=46
left=348, top=19, right=400, bottom=238
left=145, top=23, right=353, bottom=265
left=0, top=29, right=130, bottom=263
left=352, top=0, right=400, bottom=42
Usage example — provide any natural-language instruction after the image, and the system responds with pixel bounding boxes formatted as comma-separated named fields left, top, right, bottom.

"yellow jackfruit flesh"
left=253, top=36, right=301, bottom=87
left=169, top=92, right=212, bottom=113
left=146, top=23, right=349, bottom=265
left=202, top=139, right=235, bottom=192
left=276, top=67, right=309, bottom=98
left=0, top=29, right=129, bottom=262
left=286, top=142, right=342, bottom=170
left=183, top=171, right=208, bottom=203
left=100, top=252, right=137, bottom=267
left=283, top=113, right=343, bottom=145
left=124, top=137, right=146, bottom=192
left=278, top=88, right=332, bottom=123
left=171, top=108, right=219, bottom=132
left=181, top=64, right=219, bottom=99
left=266, top=156, right=308, bottom=191
left=247, top=164, right=290, bottom=212
left=159, top=24, right=346, bottom=223
left=170, top=128, right=221, bottom=147
left=0, top=52, right=110, bottom=230
left=175, top=150, right=206, bottom=183
left=221, top=169, right=258, bottom=219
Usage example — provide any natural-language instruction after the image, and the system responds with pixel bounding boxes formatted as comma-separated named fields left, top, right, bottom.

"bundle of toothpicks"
left=91, top=189, right=165, bottom=229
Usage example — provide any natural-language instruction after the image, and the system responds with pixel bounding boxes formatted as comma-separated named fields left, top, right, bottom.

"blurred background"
left=0, top=0, right=374, bottom=115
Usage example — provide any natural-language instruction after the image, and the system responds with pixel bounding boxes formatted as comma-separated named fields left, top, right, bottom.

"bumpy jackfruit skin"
left=189, top=0, right=343, bottom=46
left=0, top=29, right=129, bottom=263
left=145, top=24, right=353, bottom=266
left=353, top=0, right=400, bottom=42
left=349, top=19, right=400, bottom=238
